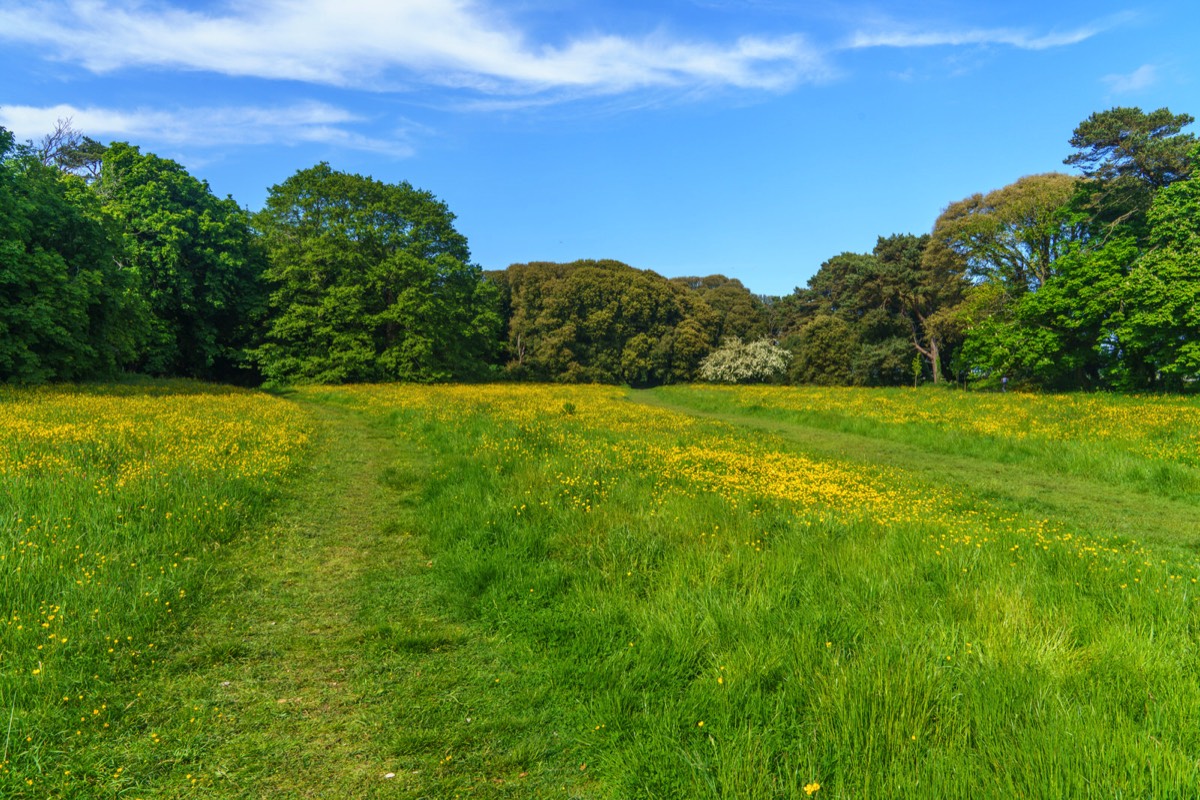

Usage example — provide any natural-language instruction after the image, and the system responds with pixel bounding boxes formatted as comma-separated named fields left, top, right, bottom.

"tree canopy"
left=3, top=106, right=1197, bottom=392
left=0, top=128, right=136, bottom=382
left=930, top=173, right=1083, bottom=294
left=491, top=260, right=718, bottom=386
left=254, top=163, right=500, bottom=384
left=669, top=275, right=769, bottom=342
left=98, top=142, right=268, bottom=382
left=1065, top=107, right=1195, bottom=189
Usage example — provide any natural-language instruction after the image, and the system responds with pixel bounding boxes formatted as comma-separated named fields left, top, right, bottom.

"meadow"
left=3, top=381, right=1200, bottom=798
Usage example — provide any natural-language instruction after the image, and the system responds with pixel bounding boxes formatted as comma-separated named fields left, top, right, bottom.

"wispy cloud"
left=1102, top=64, right=1157, bottom=94
left=845, top=22, right=1108, bottom=51
left=0, top=0, right=829, bottom=96
left=0, top=102, right=412, bottom=156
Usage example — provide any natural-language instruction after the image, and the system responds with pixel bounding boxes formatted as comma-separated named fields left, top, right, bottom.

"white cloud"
left=0, top=101, right=412, bottom=156
left=0, top=0, right=829, bottom=95
left=845, top=22, right=1105, bottom=51
left=1102, top=64, right=1157, bottom=94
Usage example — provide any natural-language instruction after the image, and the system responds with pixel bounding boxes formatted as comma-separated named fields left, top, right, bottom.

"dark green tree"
left=254, top=163, right=500, bottom=384
left=98, top=142, right=267, bottom=381
left=1107, top=144, right=1200, bottom=388
left=0, top=127, right=137, bottom=382
left=669, top=275, right=769, bottom=342
left=1065, top=107, right=1195, bottom=189
left=1065, top=107, right=1195, bottom=236
left=876, top=233, right=967, bottom=383
left=783, top=236, right=964, bottom=386
left=786, top=315, right=858, bottom=385
left=782, top=252, right=901, bottom=385
left=496, top=260, right=717, bottom=385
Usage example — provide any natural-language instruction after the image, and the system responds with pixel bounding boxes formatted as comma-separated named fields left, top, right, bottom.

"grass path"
left=634, top=389, right=1200, bottom=551
left=107, top=398, right=454, bottom=798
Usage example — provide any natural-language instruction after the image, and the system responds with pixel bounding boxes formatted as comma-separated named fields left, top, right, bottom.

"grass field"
left=3, top=382, right=1200, bottom=798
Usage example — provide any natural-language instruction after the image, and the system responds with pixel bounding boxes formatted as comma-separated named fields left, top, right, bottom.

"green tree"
left=0, top=127, right=137, bottom=382
left=1065, top=107, right=1195, bottom=189
left=670, top=275, right=768, bottom=342
left=496, top=260, right=717, bottom=385
left=38, top=117, right=106, bottom=182
left=254, top=163, right=500, bottom=384
left=783, top=237, right=963, bottom=387
left=1107, top=144, right=1200, bottom=388
left=930, top=173, right=1083, bottom=294
left=1065, top=107, right=1195, bottom=236
left=876, top=233, right=967, bottom=383
left=98, top=142, right=267, bottom=381
left=785, top=315, right=858, bottom=385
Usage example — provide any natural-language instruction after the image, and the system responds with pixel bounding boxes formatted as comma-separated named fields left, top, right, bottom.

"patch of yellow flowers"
left=0, top=382, right=311, bottom=487
left=688, top=385, right=1200, bottom=464
left=322, top=384, right=1181, bottom=581
left=1, top=381, right=311, bottom=792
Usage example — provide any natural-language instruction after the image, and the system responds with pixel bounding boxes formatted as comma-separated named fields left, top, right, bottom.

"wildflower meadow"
left=3, top=381, right=1199, bottom=797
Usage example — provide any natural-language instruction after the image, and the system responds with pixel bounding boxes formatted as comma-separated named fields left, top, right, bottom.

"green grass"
left=6, top=382, right=1200, bottom=797
left=640, top=386, right=1200, bottom=550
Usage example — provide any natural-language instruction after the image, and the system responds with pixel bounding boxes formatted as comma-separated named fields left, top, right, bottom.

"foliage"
left=1065, top=106, right=1195, bottom=189
left=781, top=234, right=965, bottom=386
left=99, top=142, right=268, bottom=382
left=952, top=120, right=1198, bottom=391
left=930, top=173, right=1083, bottom=293
left=670, top=274, right=769, bottom=342
left=786, top=315, right=859, bottom=385
left=783, top=250, right=906, bottom=386
left=1065, top=106, right=1196, bottom=238
left=0, top=129, right=138, bottom=382
left=698, top=336, right=789, bottom=383
left=956, top=240, right=1135, bottom=389
left=254, top=163, right=501, bottom=384
left=1108, top=145, right=1200, bottom=388
left=4, top=105, right=1198, bottom=394
left=493, top=260, right=718, bottom=386
left=37, top=117, right=107, bottom=181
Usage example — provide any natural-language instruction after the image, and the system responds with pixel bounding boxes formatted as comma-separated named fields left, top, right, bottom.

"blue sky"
left=2, top=1, right=1197, bottom=295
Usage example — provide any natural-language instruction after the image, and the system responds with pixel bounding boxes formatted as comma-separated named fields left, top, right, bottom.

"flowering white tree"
left=698, top=337, right=790, bottom=383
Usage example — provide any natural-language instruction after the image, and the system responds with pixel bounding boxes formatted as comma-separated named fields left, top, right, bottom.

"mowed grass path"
left=61, top=399, right=551, bottom=798
left=105, top=401, right=422, bottom=796
left=23, top=394, right=593, bottom=798
left=8, top=383, right=1200, bottom=798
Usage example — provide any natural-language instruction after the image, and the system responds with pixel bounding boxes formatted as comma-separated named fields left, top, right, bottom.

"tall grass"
left=7, top=381, right=1200, bottom=797
left=0, top=382, right=310, bottom=796
left=650, top=384, right=1200, bottom=501
left=329, top=384, right=1200, bottom=798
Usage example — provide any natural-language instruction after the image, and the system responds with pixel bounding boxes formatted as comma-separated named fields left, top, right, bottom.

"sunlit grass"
left=651, top=384, right=1200, bottom=500
left=0, top=381, right=311, bottom=797
left=309, top=383, right=1200, bottom=797
left=6, top=381, right=1200, bottom=797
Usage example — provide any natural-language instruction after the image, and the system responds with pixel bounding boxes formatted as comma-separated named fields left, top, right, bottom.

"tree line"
left=1, top=107, right=1196, bottom=390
